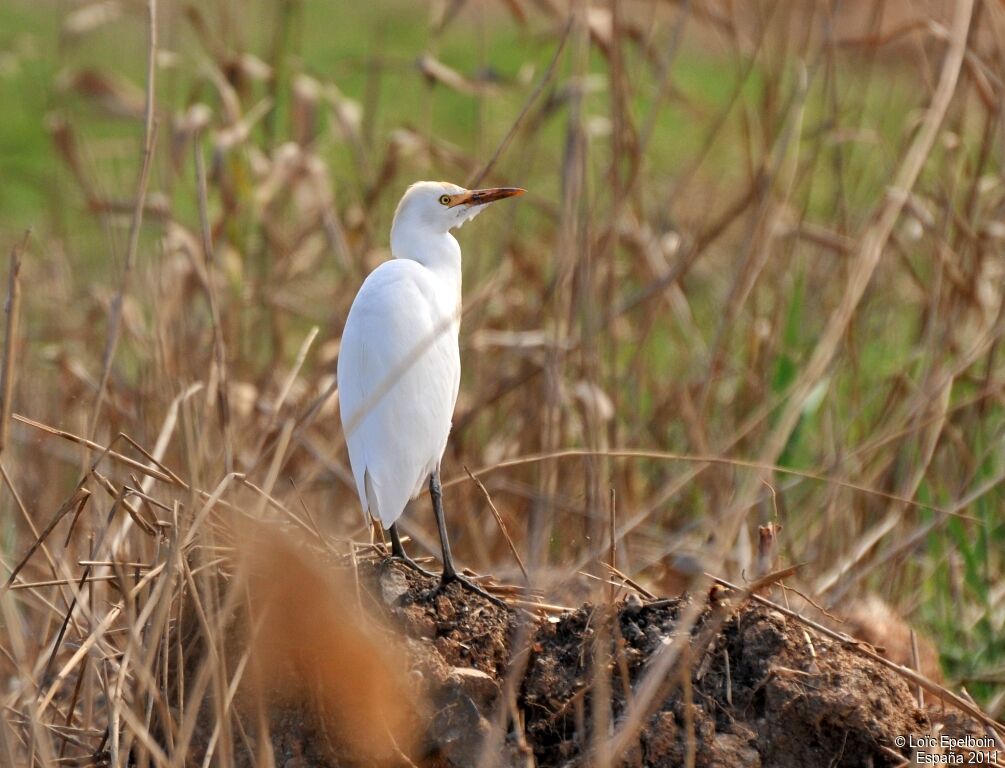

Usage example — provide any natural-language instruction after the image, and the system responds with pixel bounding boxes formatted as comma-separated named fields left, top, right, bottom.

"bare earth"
left=188, top=560, right=1000, bottom=767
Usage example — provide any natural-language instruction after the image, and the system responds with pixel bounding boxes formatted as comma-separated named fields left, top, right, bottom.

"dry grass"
left=0, top=0, right=1003, bottom=764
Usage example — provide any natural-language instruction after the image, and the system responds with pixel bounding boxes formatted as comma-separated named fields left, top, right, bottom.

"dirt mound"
left=521, top=595, right=926, bottom=767
left=202, top=560, right=1001, bottom=767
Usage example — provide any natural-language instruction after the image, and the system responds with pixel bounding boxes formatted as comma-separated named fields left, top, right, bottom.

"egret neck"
left=389, top=218, right=463, bottom=322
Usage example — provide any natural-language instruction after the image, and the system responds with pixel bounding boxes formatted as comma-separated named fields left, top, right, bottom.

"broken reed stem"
left=12, top=411, right=320, bottom=548
left=13, top=413, right=174, bottom=484
left=89, top=0, right=158, bottom=440
left=1, top=484, right=91, bottom=592
left=0, top=230, right=28, bottom=457
left=464, top=466, right=529, bottom=582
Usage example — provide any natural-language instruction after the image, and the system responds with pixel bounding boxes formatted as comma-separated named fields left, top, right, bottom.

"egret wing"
left=337, top=260, right=460, bottom=529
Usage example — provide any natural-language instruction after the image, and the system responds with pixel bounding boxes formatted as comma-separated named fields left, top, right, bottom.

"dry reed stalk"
left=452, top=447, right=987, bottom=521
left=467, top=17, right=573, bottom=188
left=745, top=0, right=974, bottom=491
left=0, top=231, right=28, bottom=458
left=530, top=0, right=588, bottom=576
left=465, top=465, right=530, bottom=581
left=89, top=0, right=158, bottom=440
left=815, top=372, right=953, bottom=595
left=245, top=326, right=319, bottom=471
left=193, top=132, right=234, bottom=475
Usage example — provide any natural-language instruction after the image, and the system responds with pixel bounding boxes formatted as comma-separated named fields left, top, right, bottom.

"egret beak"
left=453, top=187, right=526, bottom=207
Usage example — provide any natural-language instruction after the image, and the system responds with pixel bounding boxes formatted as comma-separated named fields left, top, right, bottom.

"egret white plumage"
left=337, top=180, right=524, bottom=604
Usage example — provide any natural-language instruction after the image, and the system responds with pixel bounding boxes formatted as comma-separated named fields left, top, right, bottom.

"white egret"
left=337, top=180, right=524, bottom=605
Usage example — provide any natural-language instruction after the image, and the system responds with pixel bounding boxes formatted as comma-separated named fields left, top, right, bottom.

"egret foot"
left=440, top=569, right=509, bottom=609
left=388, top=523, right=437, bottom=579
left=387, top=554, right=436, bottom=579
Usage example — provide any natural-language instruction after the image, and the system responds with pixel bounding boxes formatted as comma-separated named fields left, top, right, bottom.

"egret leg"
left=388, top=523, right=436, bottom=578
left=430, top=471, right=507, bottom=608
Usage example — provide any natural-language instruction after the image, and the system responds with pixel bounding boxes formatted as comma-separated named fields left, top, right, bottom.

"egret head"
left=391, top=180, right=525, bottom=236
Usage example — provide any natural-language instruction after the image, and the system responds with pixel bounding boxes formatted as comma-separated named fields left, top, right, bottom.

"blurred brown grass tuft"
left=240, top=528, right=421, bottom=765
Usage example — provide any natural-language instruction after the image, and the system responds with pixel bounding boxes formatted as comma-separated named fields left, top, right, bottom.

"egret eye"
left=438, top=194, right=452, bottom=206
